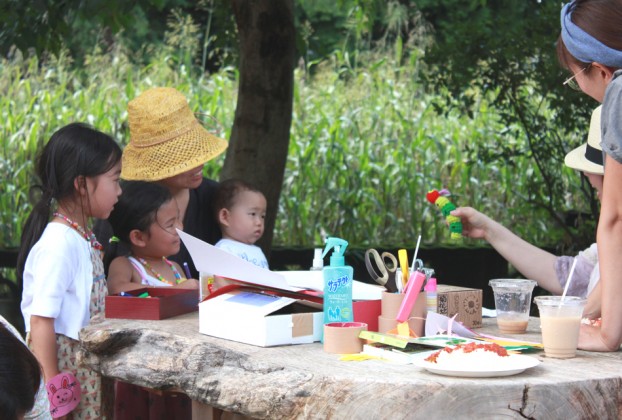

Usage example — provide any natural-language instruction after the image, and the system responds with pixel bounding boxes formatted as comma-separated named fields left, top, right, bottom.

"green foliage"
left=0, top=1, right=598, bottom=257
left=0, top=39, right=592, bottom=252
left=413, top=0, right=599, bottom=248
left=0, top=0, right=238, bottom=71
left=278, top=47, right=592, bottom=250
left=317, top=0, right=600, bottom=252
left=0, top=45, right=232, bottom=249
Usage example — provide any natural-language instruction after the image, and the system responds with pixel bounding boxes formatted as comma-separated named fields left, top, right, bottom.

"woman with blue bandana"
left=557, top=0, right=622, bottom=352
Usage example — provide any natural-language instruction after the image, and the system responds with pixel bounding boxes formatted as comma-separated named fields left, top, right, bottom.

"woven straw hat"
left=121, top=87, right=228, bottom=181
left=564, top=105, right=603, bottom=175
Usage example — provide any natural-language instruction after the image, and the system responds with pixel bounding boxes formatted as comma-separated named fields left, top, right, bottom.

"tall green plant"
left=0, top=5, right=594, bottom=257
left=276, top=45, right=584, bottom=249
left=415, top=0, right=598, bottom=252
left=0, top=44, right=233, bottom=249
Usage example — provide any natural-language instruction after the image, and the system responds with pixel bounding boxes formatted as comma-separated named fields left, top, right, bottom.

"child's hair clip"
left=109, top=236, right=120, bottom=244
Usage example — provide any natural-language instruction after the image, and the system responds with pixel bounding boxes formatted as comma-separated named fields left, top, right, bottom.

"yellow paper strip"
left=398, top=249, right=410, bottom=288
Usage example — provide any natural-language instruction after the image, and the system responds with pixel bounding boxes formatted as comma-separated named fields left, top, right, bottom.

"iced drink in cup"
left=489, top=279, right=537, bottom=334
left=534, top=296, right=586, bottom=359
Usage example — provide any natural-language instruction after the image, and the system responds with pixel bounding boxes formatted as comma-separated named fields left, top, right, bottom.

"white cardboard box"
left=199, top=289, right=323, bottom=347
left=178, top=231, right=382, bottom=346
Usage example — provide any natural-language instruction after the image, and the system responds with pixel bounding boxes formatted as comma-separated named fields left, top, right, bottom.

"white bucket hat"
left=564, top=105, right=603, bottom=175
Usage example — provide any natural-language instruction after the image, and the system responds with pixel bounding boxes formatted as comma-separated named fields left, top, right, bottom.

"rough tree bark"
left=223, top=0, right=296, bottom=257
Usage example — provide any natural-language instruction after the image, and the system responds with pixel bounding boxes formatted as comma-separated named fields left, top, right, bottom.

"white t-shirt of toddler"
left=215, top=238, right=269, bottom=269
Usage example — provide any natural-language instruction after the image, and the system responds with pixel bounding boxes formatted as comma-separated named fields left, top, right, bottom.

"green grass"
left=0, top=44, right=589, bottom=254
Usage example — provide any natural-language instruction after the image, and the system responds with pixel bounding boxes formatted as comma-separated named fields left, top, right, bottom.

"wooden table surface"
left=79, top=314, right=622, bottom=419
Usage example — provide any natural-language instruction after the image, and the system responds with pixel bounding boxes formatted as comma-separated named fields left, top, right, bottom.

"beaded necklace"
left=136, top=256, right=184, bottom=286
left=52, top=212, right=103, bottom=251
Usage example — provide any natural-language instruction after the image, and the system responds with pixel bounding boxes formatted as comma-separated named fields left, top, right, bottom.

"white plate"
left=412, top=351, right=540, bottom=378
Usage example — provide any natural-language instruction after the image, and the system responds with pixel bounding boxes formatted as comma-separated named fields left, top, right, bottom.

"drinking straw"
left=410, top=235, right=422, bottom=272
left=559, top=257, right=578, bottom=307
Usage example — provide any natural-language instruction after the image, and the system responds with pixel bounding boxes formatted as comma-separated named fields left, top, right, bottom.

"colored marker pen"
left=396, top=271, right=426, bottom=323
left=183, top=262, right=192, bottom=279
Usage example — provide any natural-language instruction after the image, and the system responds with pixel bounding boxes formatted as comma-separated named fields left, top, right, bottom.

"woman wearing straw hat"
left=96, top=87, right=228, bottom=279
left=452, top=105, right=604, bottom=319
left=98, top=87, right=228, bottom=420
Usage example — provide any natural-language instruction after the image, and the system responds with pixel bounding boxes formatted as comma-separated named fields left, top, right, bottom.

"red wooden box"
left=105, top=287, right=199, bottom=320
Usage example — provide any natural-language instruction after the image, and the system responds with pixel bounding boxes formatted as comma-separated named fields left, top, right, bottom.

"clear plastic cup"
left=534, top=296, right=586, bottom=358
left=489, top=279, right=537, bottom=334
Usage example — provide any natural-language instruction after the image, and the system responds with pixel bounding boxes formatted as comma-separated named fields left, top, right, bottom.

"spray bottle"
left=310, top=248, right=324, bottom=271
left=322, top=237, right=354, bottom=325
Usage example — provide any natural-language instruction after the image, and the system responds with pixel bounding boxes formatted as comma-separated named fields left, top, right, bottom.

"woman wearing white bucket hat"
left=451, top=105, right=603, bottom=317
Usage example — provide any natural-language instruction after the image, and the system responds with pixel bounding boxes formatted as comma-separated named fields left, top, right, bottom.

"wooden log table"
left=79, top=314, right=622, bottom=419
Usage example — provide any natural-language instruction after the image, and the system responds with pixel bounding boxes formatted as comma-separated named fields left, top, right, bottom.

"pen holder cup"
left=323, top=322, right=368, bottom=354
left=378, top=291, right=426, bottom=336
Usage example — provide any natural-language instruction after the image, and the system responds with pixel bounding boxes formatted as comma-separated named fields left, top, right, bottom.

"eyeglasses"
left=563, top=65, right=591, bottom=91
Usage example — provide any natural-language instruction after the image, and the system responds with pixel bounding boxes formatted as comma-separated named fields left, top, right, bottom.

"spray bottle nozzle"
left=322, top=237, right=349, bottom=267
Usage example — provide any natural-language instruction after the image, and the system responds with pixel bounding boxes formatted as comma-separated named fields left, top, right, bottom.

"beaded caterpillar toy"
left=426, top=189, right=463, bottom=240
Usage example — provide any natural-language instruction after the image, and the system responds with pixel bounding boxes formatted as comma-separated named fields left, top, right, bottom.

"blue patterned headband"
left=560, top=1, right=622, bottom=68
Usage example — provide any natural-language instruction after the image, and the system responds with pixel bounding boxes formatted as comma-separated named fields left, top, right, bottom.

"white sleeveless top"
left=127, top=256, right=173, bottom=287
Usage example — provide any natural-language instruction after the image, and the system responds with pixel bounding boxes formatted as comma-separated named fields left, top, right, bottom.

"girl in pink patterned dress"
left=18, top=123, right=122, bottom=419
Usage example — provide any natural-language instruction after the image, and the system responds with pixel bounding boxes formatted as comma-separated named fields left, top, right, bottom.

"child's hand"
left=175, top=278, right=199, bottom=289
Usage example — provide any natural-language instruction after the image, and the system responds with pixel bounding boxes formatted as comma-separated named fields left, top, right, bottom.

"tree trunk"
left=225, top=0, right=295, bottom=257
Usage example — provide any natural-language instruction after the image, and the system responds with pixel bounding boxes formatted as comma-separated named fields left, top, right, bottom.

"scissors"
left=364, top=249, right=400, bottom=293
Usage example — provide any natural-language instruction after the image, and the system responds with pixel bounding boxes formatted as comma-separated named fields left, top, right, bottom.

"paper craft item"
left=396, top=321, right=411, bottom=337
left=277, top=270, right=384, bottom=300
left=47, top=372, right=81, bottom=418
left=359, top=330, right=409, bottom=348
left=362, top=344, right=416, bottom=365
left=426, top=311, right=478, bottom=338
left=425, top=312, right=543, bottom=349
left=177, top=230, right=298, bottom=292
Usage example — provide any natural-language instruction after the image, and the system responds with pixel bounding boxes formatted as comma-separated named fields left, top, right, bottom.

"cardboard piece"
left=199, top=283, right=381, bottom=346
left=279, top=271, right=382, bottom=332
left=105, top=288, right=198, bottom=320
left=199, top=287, right=323, bottom=347
left=436, top=284, right=483, bottom=328
left=179, top=231, right=382, bottom=345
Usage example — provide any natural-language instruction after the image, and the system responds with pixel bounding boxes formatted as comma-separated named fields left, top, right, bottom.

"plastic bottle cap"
left=312, top=248, right=324, bottom=269
left=424, top=277, right=437, bottom=291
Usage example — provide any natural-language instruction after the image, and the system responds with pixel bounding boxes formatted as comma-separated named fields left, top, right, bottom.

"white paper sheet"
left=177, top=230, right=298, bottom=292
left=424, top=311, right=479, bottom=338
left=277, top=271, right=384, bottom=300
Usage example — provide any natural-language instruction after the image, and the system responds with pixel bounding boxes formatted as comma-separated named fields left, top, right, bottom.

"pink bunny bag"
left=46, top=372, right=81, bottom=418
